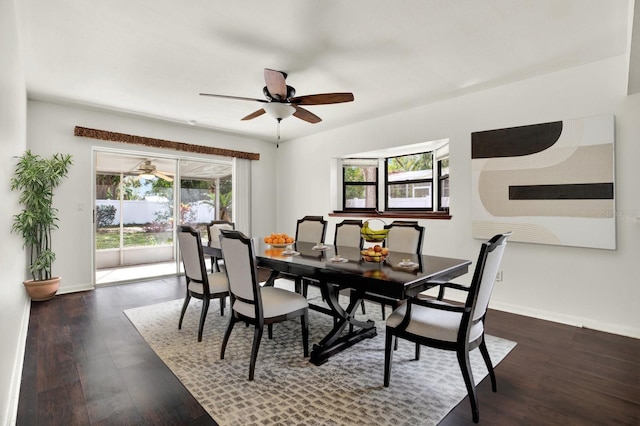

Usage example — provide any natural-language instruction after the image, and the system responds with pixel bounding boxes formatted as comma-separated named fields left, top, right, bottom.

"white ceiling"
left=18, top=0, right=635, bottom=144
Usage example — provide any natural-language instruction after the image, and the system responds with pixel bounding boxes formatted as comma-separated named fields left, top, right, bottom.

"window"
left=386, top=152, right=433, bottom=210
left=435, top=144, right=449, bottom=211
left=338, top=140, right=450, bottom=215
left=438, top=157, right=449, bottom=210
left=342, top=159, right=378, bottom=210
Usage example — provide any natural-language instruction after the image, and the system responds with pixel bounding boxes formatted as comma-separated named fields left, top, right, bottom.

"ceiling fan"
left=200, top=68, right=354, bottom=124
left=135, top=160, right=173, bottom=182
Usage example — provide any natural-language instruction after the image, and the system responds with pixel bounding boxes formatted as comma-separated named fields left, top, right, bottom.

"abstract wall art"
left=471, top=115, right=615, bottom=249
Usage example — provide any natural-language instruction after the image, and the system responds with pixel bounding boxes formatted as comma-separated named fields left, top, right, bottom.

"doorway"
left=94, top=150, right=233, bottom=285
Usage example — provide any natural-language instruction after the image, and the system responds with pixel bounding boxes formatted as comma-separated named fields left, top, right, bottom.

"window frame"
left=341, top=160, right=379, bottom=212
left=384, top=151, right=434, bottom=212
left=336, top=141, right=450, bottom=218
left=437, top=156, right=450, bottom=211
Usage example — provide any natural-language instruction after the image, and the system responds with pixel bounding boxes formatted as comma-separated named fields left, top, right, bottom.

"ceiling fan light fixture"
left=140, top=173, right=155, bottom=180
left=262, top=102, right=295, bottom=120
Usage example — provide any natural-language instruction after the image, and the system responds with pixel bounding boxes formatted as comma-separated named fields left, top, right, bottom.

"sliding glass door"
left=94, top=150, right=232, bottom=285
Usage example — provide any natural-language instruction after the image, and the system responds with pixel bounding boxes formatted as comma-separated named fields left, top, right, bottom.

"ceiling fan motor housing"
left=263, top=85, right=296, bottom=101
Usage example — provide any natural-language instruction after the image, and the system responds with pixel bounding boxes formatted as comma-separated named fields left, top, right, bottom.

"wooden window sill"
left=329, top=211, right=451, bottom=220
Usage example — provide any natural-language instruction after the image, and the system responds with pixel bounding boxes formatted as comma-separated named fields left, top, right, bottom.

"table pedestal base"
left=309, top=281, right=377, bottom=365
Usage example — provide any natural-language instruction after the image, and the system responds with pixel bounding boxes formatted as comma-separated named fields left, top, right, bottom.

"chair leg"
left=479, top=339, right=497, bottom=392
left=249, top=325, right=264, bottom=381
left=198, top=297, right=210, bottom=342
left=178, top=294, right=191, bottom=330
left=437, top=285, right=446, bottom=301
left=220, top=316, right=237, bottom=359
left=268, top=324, right=273, bottom=340
left=393, top=302, right=399, bottom=350
left=457, top=349, right=480, bottom=423
left=219, top=296, right=226, bottom=316
left=383, top=327, right=395, bottom=387
left=360, top=300, right=366, bottom=315
left=381, top=303, right=386, bottom=320
left=415, top=343, right=421, bottom=360
left=301, top=311, right=309, bottom=357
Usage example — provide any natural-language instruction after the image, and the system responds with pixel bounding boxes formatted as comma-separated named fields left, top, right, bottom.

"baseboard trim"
left=57, top=283, right=94, bottom=295
left=490, top=301, right=640, bottom=339
left=4, top=298, right=30, bottom=426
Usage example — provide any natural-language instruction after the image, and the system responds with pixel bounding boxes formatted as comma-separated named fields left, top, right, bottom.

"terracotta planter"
left=23, top=277, right=61, bottom=301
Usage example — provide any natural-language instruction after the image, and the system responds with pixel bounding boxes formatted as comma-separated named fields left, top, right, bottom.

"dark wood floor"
left=17, top=275, right=640, bottom=425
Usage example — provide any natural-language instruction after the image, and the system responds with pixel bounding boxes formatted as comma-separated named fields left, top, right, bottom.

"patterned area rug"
left=125, top=285, right=516, bottom=426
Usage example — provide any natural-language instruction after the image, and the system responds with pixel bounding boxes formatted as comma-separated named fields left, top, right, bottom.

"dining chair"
left=361, top=221, right=426, bottom=320
left=383, top=232, right=511, bottom=423
left=295, top=215, right=328, bottom=244
left=276, top=215, right=328, bottom=293
left=329, top=219, right=368, bottom=315
left=333, top=219, right=364, bottom=249
left=219, top=229, right=309, bottom=381
left=177, top=225, right=229, bottom=342
left=206, top=220, right=235, bottom=272
left=383, top=220, right=425, bottom=254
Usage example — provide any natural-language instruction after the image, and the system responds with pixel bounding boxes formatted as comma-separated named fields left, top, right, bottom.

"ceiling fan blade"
left=241, top=108, right=266, bottom=121
left=154, top=171, right=174, bottom=182
left=200, top=93, right=267, bottom=103
left=293, top=106, right=322, bottom=124
left=290, top=92, right=354, bottom=105
left=264, top=68, right=288, bottom=101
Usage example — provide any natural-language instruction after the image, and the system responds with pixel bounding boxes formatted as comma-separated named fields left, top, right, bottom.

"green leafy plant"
left=11, top=150, right=73, bottom=281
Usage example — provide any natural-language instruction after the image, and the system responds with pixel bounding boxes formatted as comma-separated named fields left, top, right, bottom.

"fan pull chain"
left=276, top=118, right=281, bottom=148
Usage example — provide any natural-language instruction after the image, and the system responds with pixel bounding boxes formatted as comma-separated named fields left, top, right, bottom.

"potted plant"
left=11, top=150, right=73, bottom=300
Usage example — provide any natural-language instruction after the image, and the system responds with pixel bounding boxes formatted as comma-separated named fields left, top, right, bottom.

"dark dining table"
left=205, top=239, right=471, bottom=365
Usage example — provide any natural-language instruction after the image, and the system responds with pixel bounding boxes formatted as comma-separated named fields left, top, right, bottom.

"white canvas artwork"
left=471, top=115, right=615, bottom=250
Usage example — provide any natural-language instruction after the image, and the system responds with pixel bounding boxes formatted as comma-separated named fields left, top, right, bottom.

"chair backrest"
left=334, top=219, right=363, bottom=249
left=384, top=221, right=425, bottom=254
left=295, top=216, right=327, bottom=244
left=177, top=225, right=209, bottom=289
left=207, top=220, right=235, bottom=245
left=466, top=232, right=511, bottom=323
left=219, top=230, right=263, bottom=318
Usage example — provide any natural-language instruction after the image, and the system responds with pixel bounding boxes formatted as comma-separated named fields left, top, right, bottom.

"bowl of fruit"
left=264, top=233, right=295, bottom=248
left=361, top=244, right=390, bottom=263
left=360, top=219, right=389, bottom=243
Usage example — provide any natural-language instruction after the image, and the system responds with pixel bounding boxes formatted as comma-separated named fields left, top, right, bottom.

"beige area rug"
left=125, top=284, right=516, bottom=426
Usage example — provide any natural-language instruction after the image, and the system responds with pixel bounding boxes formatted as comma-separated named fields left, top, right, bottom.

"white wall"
left=0, top=1, right=31, bottom=424
left=276, top=55, right=640, bottom=338
left=26, top=101, right=278, bottom=293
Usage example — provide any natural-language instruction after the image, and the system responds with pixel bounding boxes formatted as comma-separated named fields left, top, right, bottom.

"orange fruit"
left=285, top=237, right=293, bottom=243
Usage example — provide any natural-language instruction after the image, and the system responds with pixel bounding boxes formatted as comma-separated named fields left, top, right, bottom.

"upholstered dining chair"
left=206, top=220, right=235, bottom=272
left=383, top=220, right=425, bottom=254
left=295, top=215, right=328, bottom=244
left=383, top=232, right=511, bottom=423
left=276, top=215, right=328, bottom=293
left=333, top=219, right=364, bottom=249
left=219, top=230, right=309, bottom=381
left=330, top=219, right=367, bottom=314
left=177, top=225, right=229, bottom=342
left=361, top=221, right=426, bottom=320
